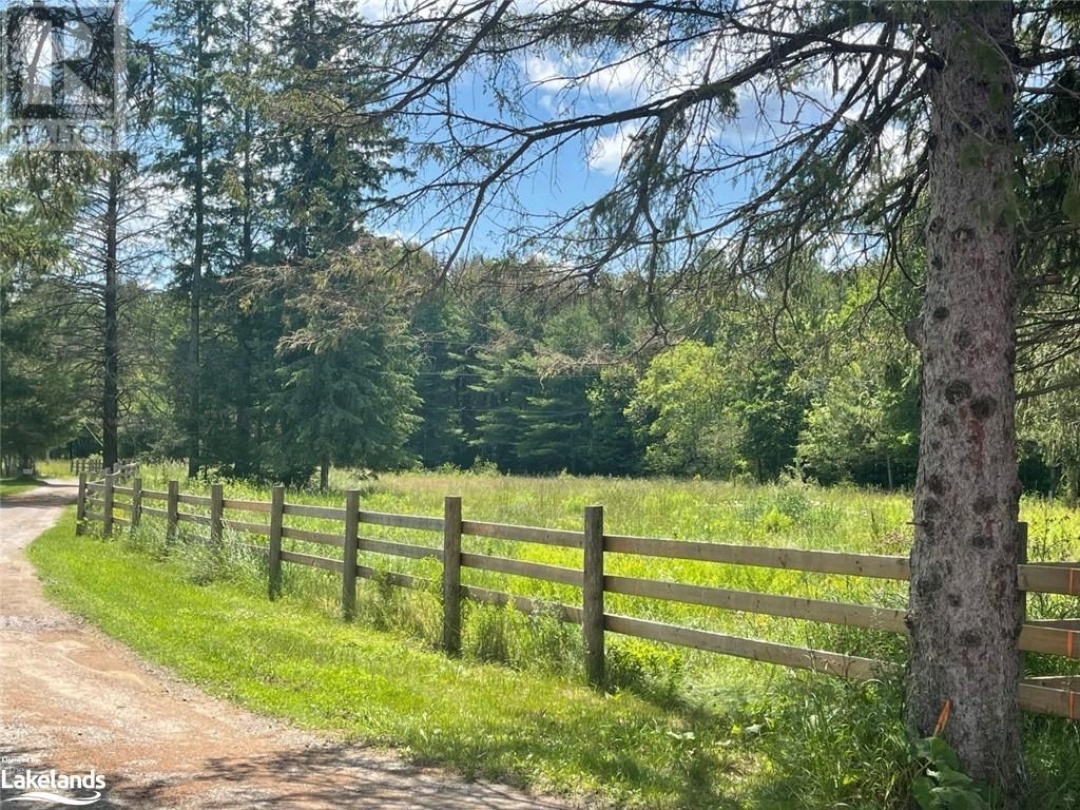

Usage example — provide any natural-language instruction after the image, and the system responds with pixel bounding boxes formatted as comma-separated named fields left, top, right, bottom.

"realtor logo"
left=2, top=1, right=125, bottom=151
left=1, top=767, right=106, bottom=805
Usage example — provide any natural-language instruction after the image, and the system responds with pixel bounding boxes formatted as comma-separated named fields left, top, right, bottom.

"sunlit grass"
left=0, top=476, right=43, bottom=498
left=29, top=512, right=763, bottom=808
left=105, top=468, right=1079, bottom=681
left=41, top=472, right=1080, bottom=808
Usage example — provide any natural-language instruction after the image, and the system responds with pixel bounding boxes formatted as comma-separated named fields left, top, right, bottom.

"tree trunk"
left=233, top=89, right=257, bottom=478
left=102, top=158, right=120, bottom=470
left=187, top=2, right=209, bottom=479
left=320, top=458, right=330, bottom=493
left=907, top=3, right=1023, bottom=801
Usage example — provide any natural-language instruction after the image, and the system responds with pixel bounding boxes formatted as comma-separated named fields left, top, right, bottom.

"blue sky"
left=116, top=0, right=907, bottom=266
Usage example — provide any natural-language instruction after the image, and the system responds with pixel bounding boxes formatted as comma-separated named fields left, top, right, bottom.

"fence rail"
left=76, top=475, right=1080, bottom=721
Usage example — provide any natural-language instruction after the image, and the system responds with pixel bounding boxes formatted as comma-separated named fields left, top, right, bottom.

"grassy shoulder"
left=28, top=502, right=1079, bottom=809
left=0, top=476, right=45, bottom=498
left=29, top=511, right=764, bottom=808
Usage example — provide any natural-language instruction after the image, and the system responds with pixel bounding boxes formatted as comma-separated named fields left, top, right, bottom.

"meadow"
left=34, top=467, right=1080, bottom=807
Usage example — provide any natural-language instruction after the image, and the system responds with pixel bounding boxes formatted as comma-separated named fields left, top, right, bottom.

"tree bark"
left=102, top=158, right=120, bottom=470
left=186, top=1, right=208, bottom=479
left=907, top=3, right=1023, bottom=801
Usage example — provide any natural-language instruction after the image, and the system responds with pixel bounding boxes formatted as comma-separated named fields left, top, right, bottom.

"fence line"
left=76, top=476, right=1080, bottom=721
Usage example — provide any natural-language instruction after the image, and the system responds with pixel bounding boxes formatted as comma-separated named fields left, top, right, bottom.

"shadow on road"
left=0, top=484, right=78, bottom=510
left=0, top=744, right=567, bottom=810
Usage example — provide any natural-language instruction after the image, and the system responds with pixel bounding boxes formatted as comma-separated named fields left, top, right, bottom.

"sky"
left=73, top=0, right=909, bottom=267
left=364, top=2, right=917, bottom=268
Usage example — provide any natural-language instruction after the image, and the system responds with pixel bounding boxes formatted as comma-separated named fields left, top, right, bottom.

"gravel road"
left=0, top=483, right=569, bottom=809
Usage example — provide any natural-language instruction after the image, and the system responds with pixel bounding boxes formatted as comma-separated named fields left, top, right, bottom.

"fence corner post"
left=103, top=473, right=115, bottom=538
left=343, top=490, right=360, bottom=620
left=210, top=483, right=224, bottom=545
left=268, top=485, right=285, bottom=600
left=131, top=477, right=143, bottom=531
left=76, top=473, right=87, bottom=535
left=166, top=480, right=179, bottom=544
left=442, top=496, right=463, bottom=655
left=583, top=504, right=605, bottom=687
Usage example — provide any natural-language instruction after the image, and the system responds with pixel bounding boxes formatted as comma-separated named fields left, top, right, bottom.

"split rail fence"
left=77, top=471, right=1080, bottom=721
left=70, top=458, right=104, bottom=476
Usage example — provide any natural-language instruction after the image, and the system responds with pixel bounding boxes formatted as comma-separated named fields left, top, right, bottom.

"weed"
left=56, top=469, right=1080, bottom=808
left=467, top=602, right=513, bottom=664
left=607, top=637, right=685, bottom=699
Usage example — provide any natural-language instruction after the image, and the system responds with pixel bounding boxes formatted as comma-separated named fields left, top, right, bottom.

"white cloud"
left=587, top=123, right=640, bottom=174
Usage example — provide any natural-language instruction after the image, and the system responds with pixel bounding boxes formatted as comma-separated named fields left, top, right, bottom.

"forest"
left=2, top=1, right=1076, bottom=500
left=5, top=1, right=1080, bottom=801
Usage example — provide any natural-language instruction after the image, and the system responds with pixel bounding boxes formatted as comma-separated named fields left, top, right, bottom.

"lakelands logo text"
left=1, top=768, right=105, bottom=805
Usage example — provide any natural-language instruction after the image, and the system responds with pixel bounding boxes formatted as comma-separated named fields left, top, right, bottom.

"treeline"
left=0, top=0, right=1075, bottom=497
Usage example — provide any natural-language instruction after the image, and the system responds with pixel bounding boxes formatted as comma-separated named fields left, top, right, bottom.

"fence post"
left=210, top=483, right=224, bottom=545
left=343, top=490, right=360, bottom=620
left=103, top=473, right=115, bottom=538
left=131, top=477, right=142, bottom=531
left=442, top=496, right=463, bottom=655
left=76, top=473, right=87, bottom=535
left=166, top=480, right=179, bottom=544
left=583, top=504, right=605, bottom=686
left=268, top=485, right=285, bottom=600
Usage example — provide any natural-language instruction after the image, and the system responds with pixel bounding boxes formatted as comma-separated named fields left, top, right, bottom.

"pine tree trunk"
left=906, top=3, right=1023, bottom=801
left=102, top=158, right=120, bottom=470
left=187, top=2, right=208, bottom=479
left=233, top=91, right=257, bottom=478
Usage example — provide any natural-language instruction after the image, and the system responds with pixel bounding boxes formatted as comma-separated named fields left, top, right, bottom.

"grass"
left=45, top=470, right=1080, bottom=807
left=30, top=512, right=764, bottom=808
left=35, top=458, right=78, bottom=480
left=121, top=468, right=1080, bottom=691
left=0, top=476, right=45, bottom=498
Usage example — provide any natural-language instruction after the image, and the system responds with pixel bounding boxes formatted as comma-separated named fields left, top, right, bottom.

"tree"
left=4, top=2, right=158, bottom=470
left=154, top=0, right=231, bottom=477
left=628, top=341, right=743, bottom=478
left=0, top=179, right=82, bottom=469
left=245, top=251, right=421, bottom=490
left=1019, top=352, right=1080, bottom=505
left=355, top=1, right=1080, bottom=796
left=797, top=265, right=920, bottom=488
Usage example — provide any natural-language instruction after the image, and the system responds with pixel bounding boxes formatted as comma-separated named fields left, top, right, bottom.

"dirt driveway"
left=0, top=483, right=568, bottom=809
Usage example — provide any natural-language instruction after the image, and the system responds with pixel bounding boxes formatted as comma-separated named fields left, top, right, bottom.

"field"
left=32, top=469, right=1080, bottom=808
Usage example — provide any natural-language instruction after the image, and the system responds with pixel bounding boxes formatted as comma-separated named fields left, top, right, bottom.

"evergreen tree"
left=357, top=3, right=1080, bottom=784
left=153, top=0, right=231, bottom=476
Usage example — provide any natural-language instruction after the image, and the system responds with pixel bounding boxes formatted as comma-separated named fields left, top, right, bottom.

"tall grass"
left=70, top=469, right=1080, bottom=807
left=121, top=469, right=1079, bottom=691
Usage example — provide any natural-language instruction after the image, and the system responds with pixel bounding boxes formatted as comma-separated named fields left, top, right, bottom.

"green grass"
left=60, top=471, right=1080, bottom=807
left=36, top=459, right=78, bottom=480
left=0, top=476, right=44, bottom=498
left=30, top=512, right=766, bottom=808
left=120, top=469, right=1080, bottom=692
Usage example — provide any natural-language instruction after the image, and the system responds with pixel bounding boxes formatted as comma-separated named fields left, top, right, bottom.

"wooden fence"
left=70, top=458, right=103, bottom=476
left=76, top=473, right=1080, bottom=721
